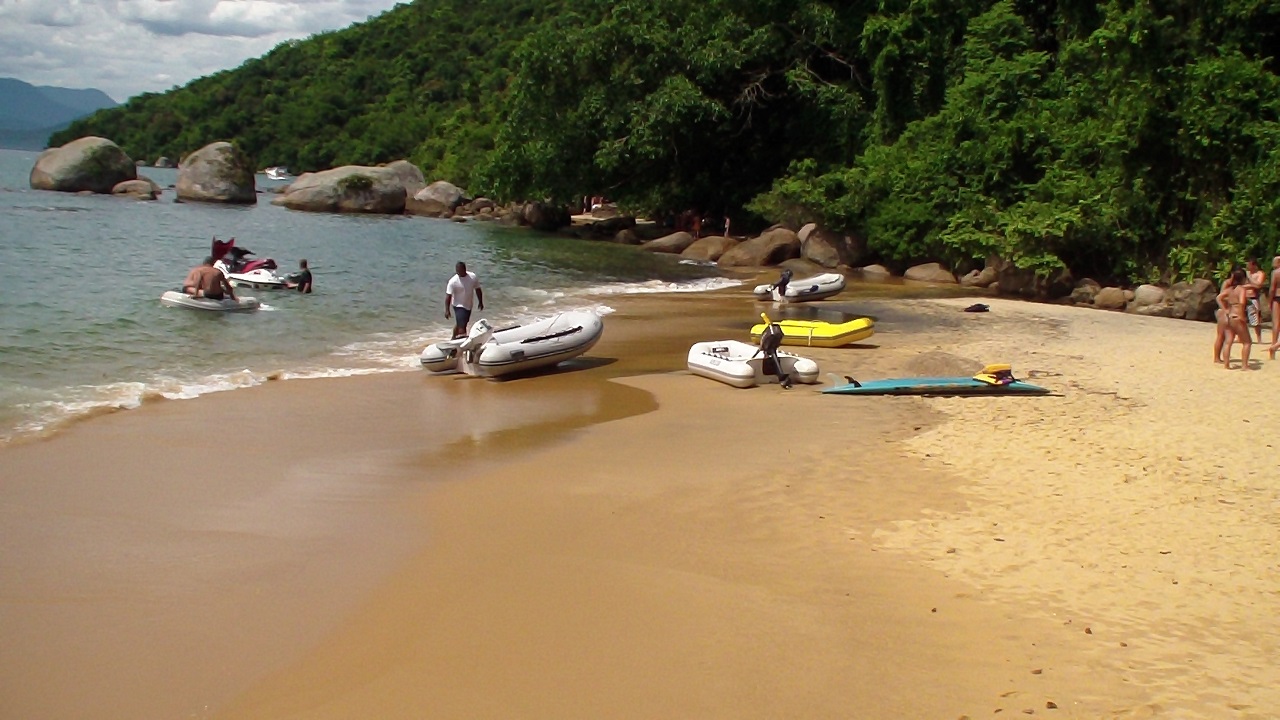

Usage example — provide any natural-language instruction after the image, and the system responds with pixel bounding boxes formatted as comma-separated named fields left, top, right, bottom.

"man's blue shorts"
left=453, top=305, right=471, bottom=331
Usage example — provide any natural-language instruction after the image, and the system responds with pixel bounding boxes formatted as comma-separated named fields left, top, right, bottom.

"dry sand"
left=1, top=285, right=1276, bottom=719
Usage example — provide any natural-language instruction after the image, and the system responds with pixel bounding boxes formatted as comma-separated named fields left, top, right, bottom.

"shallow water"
left=0, top=149, right=735, bottom=440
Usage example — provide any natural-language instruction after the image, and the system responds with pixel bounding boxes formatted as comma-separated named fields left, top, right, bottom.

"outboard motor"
left=757, top=312, right=792, bottom=389
left=459, top=318, right=495, bottom=368
left=773, top=268, right=793, bottom=298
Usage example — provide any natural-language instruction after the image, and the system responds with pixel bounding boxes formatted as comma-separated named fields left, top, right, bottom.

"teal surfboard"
left=822, top=376, right=1049, bottom=396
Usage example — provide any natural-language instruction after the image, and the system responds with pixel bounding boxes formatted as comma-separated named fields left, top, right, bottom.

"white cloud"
left=0, top=0, right=405, bottom=102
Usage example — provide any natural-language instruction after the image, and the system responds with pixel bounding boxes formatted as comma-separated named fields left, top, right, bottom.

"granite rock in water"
left=274, top=164, right=417, bottom=214
left=29, top=136, right=136, bottom=193
left=176, top=142, right=256, bottom=204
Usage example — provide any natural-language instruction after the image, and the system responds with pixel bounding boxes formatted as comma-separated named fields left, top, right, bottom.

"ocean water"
left=0, top=149, right=737, bottom=442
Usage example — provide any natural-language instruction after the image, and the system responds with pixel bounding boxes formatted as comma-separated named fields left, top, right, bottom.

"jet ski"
left=211, top=237, right=288, bottom=289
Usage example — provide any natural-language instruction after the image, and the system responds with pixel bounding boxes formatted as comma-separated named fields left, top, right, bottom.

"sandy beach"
left=2, top=283, right=1277, bottom=719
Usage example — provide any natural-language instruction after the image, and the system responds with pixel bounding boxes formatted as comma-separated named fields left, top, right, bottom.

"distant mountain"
left=0, top=77, right=118, bottom=150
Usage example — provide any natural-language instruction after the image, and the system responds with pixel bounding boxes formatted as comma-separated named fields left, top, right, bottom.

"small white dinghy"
left=420, top=310, right=604, bottom=378
left=752, top=272, right=846, bottom=302
left=687, top=340, right=820, bottom=388
left=160, top=290, right=260, bottom=312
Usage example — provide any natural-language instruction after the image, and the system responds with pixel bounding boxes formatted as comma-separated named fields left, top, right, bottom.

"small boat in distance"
left=264, top=166, right=291, bottom=181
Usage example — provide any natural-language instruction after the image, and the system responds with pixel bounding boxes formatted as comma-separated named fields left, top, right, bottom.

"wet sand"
left=2, top=285, right=1276, bottom=719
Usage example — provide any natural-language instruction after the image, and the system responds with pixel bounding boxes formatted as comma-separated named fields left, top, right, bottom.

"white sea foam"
left=576, top=277, right=742, bottom=295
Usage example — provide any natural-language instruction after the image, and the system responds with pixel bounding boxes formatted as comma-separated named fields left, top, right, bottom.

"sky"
left=0, top=0, right=406, bottom=103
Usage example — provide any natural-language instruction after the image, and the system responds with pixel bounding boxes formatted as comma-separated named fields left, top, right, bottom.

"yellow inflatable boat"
left=749, top=315, right=875, bottom=348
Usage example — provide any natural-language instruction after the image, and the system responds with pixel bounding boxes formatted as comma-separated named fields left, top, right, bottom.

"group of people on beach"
left=1214, top=256, right=1280, bottom=370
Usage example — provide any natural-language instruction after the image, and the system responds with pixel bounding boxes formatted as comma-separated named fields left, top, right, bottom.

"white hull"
left=687, top=340, right=820, bottom=388
left=227, top=269, right=288, bottom=289
left=265, top=167, right=291, bottom=180
left=753, top=272, right=846, bottom=302
left=421, top=311, right=604, bottom=378
left=160, top=290, right=260, bottom=312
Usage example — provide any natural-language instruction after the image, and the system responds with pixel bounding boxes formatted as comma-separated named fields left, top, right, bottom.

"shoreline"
left=2, top=287, right=1277, bottom=717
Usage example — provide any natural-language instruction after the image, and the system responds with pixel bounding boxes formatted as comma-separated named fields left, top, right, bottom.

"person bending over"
left=182, top=256, right=236, bottom=301
left=445, top=261, right=484, bottom=339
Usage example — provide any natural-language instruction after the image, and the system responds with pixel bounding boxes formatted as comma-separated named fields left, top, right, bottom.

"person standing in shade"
left=445, top=261, right=484, bottom=339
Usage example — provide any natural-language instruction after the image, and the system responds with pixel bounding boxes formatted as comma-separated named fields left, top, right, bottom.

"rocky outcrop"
left=682, top=235, right=739, bottom=262
left=1070, top=278, right=1101, bottom=305
left=641, top=231, right=696, bottom=254
left=382, top=161, right=426, bottom=196
left=716, top=227, right=801, bottom=267
left=857, top=264, right=892, bottom=278
left=412, top=180, right=465, bottom=211
left=1093, top=286, right=1128, bottom=310
left=1130, top=284, right=1166, bottom=310
left=799, top=224, right=866, bottom=268
left=274, top=163, right=417, bottom=213
left=904, top=262, right=958, bottom=284
left=1167, top=279, right=1218, bottom=321
left=111, top=177, right=160, bottom=200
left=522, top=201, right=571, bottom=232
left=175, top=142, right=256, bottom=204
left=29, top=136, right=136, bottom=193
left=959, top=266, right=999, bottom=288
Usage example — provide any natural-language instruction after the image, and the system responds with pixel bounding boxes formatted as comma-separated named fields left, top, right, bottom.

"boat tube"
left=687, top=340, right=820, bottom=388
left=160, top=290, right=260, bottom=312
left=752, top=272, right=846, bottom=302
left=749, top=316, right=874, bottom=348
left=420, top=310, right=605, bottom=378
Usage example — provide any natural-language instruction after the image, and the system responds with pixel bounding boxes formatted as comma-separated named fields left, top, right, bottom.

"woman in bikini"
left=1214, top=272, right=1237, bottom=364
left=1218, top=268, right=1252, bottom=370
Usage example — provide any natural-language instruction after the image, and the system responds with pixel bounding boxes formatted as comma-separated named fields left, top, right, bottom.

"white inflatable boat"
left=686, top=340, right=820, bottom=388
left=420, top=310, right=604, bottom=378
left=160, top=290, right=260, bottom=312
left=752, top=272, right=846, bottom=302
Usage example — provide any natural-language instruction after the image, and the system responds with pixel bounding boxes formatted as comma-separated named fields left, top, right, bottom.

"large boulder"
left=382, top=161, right=427, bottom=196
left=175, top=142, right=256, bottom=204
left=682, top=235, right=739, bottom=262
left=111, top=178, right=160, bottom=200
left=904, top=262, right=958, bottom=284
left=522, top=201, right=571, bottom=232
left=30, top=136, right=136, bottom=193
left=1130, top=284, right=1166, bottom=310
left=413, top=179, right=465, bottom=210
left=1070, top=278, right=1101, bottom=305
left=1167, top=279, right=1218, bottom=321
left=274, top=164, right=414, bottom=213
left=716, top=227, right=801, bottom=267
left=1093, top=287, right=1128, bottom=310
left=641, top=231, right=696, bottom=254
left=799, top=224, right=866, bottom=268
left=988, top=256, right=1073, bottom=298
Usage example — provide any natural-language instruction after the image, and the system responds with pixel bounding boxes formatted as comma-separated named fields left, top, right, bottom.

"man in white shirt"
left=445, top=261, right=484, bottom=338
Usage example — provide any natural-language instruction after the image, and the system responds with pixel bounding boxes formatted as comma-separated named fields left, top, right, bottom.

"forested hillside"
left=55, top=0, right=1280, bottom=282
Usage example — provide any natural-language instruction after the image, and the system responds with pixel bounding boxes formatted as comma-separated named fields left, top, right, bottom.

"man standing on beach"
left=445, top=261, right=484, bottom=339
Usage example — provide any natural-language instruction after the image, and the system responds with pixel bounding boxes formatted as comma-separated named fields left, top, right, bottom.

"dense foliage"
left=54, top=0, right=1280, bottom=281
